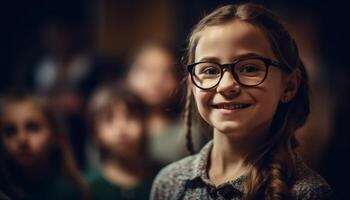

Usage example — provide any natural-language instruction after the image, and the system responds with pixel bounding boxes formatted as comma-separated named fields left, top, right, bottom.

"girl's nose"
left=17, top=129, right=29, bottom=144
left=216, top=71, right=241, bottom=97
left=113, top=119, right=127, bottom=136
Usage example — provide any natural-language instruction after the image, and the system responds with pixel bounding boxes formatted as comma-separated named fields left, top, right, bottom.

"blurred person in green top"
left=86, top=84, right=157, bottom=200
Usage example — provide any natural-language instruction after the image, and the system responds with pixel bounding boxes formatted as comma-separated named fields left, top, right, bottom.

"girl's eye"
left=25, top=121, right=43, bottom=133
left=1, top=124, right=17, bottom=138
left=239, top=65, right=259, bottom=73
left=201, top=66, right=220, bottom=75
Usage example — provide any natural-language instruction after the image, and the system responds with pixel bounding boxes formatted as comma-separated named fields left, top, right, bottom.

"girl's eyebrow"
left=234, top=52, right=265, bottom=60
left=197, top=52, right=267, bottom=63
left=198, top=57, right=220, bottom=63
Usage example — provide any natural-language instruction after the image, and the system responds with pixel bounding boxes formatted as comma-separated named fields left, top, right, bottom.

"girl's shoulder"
left=150, top=155, right=197, bottom=200
left=150, top=141, right=213, bottom=200
left=291, top=156, right=335, bottom=200
left=156, top=154, right=197, bottom=177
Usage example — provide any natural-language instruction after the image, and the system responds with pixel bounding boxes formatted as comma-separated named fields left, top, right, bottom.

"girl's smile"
left=211, top=101, right=252, bottom=115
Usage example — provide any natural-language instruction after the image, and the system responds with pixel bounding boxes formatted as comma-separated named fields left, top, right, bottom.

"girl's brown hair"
left=183, top=3, right=309, bottom=200
left=0, top=92, right=89, bottom=199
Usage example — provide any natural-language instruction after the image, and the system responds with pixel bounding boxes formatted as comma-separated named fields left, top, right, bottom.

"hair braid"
left=184, top=84, right=195, bottom=154
left=264, top=146, right=293, bottom=200
left=261, top=106, right=295, bottom=200
left=244, top=144, right=294, bottom=200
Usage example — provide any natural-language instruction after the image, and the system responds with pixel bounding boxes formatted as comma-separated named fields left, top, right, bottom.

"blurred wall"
left=96, top=0, right=176, bottom=57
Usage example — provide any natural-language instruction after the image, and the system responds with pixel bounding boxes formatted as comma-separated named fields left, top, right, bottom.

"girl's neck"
left=208, top=128, right=267, bottom=186
left=101, top=156, right=147, bottom=188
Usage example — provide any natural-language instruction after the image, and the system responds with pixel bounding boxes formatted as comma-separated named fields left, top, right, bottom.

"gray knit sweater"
left=150, top=141, right=334, bottom=200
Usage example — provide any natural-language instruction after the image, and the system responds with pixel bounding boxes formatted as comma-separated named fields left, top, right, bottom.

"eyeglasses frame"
left=187, top=56, right=292, bottom=90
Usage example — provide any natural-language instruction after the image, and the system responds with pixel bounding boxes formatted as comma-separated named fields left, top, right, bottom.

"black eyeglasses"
left=187, top=56, right=291, bottom=90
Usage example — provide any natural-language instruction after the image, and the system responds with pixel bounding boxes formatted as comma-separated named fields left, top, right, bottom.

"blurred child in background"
left=0, top=92, right=88, bottom=200
left=127, top=43, right=206, bottom=166
left=86, top=85, right=157, bottom=200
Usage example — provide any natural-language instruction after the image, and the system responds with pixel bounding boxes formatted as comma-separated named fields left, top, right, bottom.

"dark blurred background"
left=0, top=0, right=349, bottom=199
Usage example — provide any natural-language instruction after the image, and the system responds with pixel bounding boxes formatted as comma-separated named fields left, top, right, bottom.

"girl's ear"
left=280, top=69, right=301, bottom=103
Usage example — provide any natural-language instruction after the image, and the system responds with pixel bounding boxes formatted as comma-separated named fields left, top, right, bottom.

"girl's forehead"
left=134, top=47, right=174, bottom=67
left=195, top=20, right=276, bottom=62
left=112, top=102, right=140, bottom=118
left=2, top=101, right=45, bottom=121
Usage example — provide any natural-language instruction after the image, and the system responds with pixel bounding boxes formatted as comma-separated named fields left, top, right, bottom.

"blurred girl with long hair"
left=0, top=92, right=88, bottom=200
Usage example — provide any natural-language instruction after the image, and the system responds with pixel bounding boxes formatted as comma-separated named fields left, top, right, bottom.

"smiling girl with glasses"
left=151, top=3, right=333, bottom=200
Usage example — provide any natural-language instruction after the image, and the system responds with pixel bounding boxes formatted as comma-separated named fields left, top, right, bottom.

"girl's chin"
left=212, top=120, right=244, bottom=132
left=214, top=126, right=242, bottom=135
left=213, top=121, right=254, bottom=137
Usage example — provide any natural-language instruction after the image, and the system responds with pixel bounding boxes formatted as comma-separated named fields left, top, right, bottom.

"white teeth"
left=216, top=104, right=248, bottom=109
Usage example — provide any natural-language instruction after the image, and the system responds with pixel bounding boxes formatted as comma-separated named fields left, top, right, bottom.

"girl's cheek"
left=2, top=139, right=16, bottom=156
left=128, top=121, right=143, bottom=141
left=194, top=87, right=211, bottom=105
left=96, top=125, right=116, bottom=144
left=193, top=90, right=212, bottom=122
left=29, top=129, right=52, bottom=155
